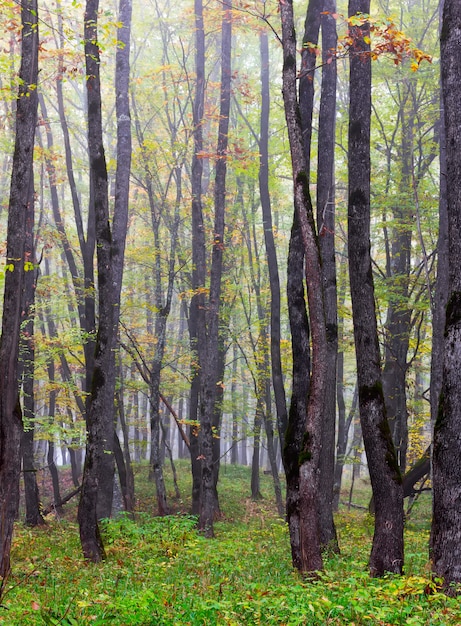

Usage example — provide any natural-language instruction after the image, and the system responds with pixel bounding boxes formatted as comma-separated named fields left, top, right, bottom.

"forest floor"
left=2, top=460, right=459, bottom=625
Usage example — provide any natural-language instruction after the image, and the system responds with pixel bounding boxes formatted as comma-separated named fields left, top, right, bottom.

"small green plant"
left=2, top=463, right=460, bottom=625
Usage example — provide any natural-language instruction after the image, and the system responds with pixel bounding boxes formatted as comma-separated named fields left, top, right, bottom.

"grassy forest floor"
left=2, top=460, right=459, bottom=625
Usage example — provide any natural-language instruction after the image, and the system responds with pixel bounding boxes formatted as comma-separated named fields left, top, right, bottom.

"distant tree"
left=0, top=0, right=39, bottom=586
left=431, top=0, right=461, bottom=591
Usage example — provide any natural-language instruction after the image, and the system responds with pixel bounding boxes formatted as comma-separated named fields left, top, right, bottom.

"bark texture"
left=197, top=0, right=232, bottom=536
left=78, top=0, right=114, bottom=561
left=431, top=0, right=461, bottom=589
left=280, top=0, right=327, bottom=574
left=316, top=0, right=339, bottom=552
left=0, top=0, right=38, bottom=586
left=347, top=0, right=404, bottom=576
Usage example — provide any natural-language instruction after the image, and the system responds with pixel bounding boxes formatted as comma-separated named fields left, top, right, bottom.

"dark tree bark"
left=55, top=0, right=96, bottom=394
left=78, top=0, right=132, bottom=559
left=430, top=5, right=449, bottom=429
left=347, top=0, right=404, bottom=576
left=78, top=0, right=115, bottom=561
left=20, top=186, right=45, bottom=528
left=115, top=360, right=135, bottom=514
left=197, top=0, right=232, bottom=536
left=431, top=0, right=461, bottom=590
left=285, top=213, right=311, bottom=571
left=280, top=0, right=327, bottom=574
left=316, top=0, right=339, bottom=552
left=188, top=0, right=206, bottom=517
left=259, top=30, right=288, bottom=448
left=0, top=0, right=38, bottom=585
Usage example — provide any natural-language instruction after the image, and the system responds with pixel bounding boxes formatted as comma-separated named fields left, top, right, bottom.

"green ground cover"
left=2, top=462, right=458, bottom=625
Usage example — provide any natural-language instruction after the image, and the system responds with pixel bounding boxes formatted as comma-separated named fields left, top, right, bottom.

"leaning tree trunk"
left=431, top=0, right=461, bottom=590
left=0, top=0, right=38, bottom=586
left=347, top=0, right=404, bottom=577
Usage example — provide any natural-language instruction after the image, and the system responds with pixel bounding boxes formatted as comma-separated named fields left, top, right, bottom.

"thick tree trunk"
left=431, top=0, right=461, bottom=590
left=347, top=0, right=404, bottom=577
left=0, top=0, right=38, bottom=585
left=280, top=0, right=327, bottom=574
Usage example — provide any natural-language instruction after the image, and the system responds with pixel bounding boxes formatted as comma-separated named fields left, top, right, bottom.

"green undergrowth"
left=2, top=462, right=458, bottom=625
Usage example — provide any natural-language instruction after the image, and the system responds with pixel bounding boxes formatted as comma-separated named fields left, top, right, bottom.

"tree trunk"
left=285, top=213, right=311, bottom=571
left=197, top=0, right=232, bottom=537
left=347, top=0, right=404, bottom=576
left=0, top=0, right=38, bottom=585
left=78, top=0, right=114, bottom=562
left=259, top=31, right=288, bottom=448
left=280, top=0, right=327, bottom=574
left=189, top=0, right=206, bottom=519
left=316, top=0, right=339, bottom=552
left=431, top=0, right=461, bottom=590
left=20, top=187, right=44, bottom=527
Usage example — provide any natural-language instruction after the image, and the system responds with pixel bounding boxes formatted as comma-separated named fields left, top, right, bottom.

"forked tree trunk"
left=347, top=0, right=404, bottom=576
left=78, top=0, right=114, bottom=561
left=0, top=0, right=38, bottom=585
left=280, top=0, right=327, bottom=574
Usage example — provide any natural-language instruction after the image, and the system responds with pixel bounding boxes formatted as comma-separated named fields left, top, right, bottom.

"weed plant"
left=1, top=461, right=459, bottom=625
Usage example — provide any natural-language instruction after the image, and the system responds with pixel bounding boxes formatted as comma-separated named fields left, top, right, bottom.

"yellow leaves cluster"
left=334, top=12, right=432, bottom=71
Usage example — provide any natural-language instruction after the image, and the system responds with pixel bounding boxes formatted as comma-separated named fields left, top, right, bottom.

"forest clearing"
left=1, top=462, right=457, bottom=625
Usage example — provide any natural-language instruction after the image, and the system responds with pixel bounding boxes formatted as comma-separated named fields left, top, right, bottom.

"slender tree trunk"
left=197, top=0, right=232, bottom=537
left=259, top=31, right=287, bottom=448
left=78, top=0, right=114, bottom=561
left=189, top=0, right=206, bottom=518
left=316, top=0, right=339, bottom=552
left=285, top=213, right=311, bottom=570
left=20, top=186, right=44, bottom=527
left=431, top=0, right=461, bottom=590
left=0, top=0, right=38, bottom=585
left=116, top=361, right=135, bottom=513
left=251, top=396, right=264, bottom=500
left=347, top=0, right=403, bottom=576
left=430, top=9, right=448, bottom=428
